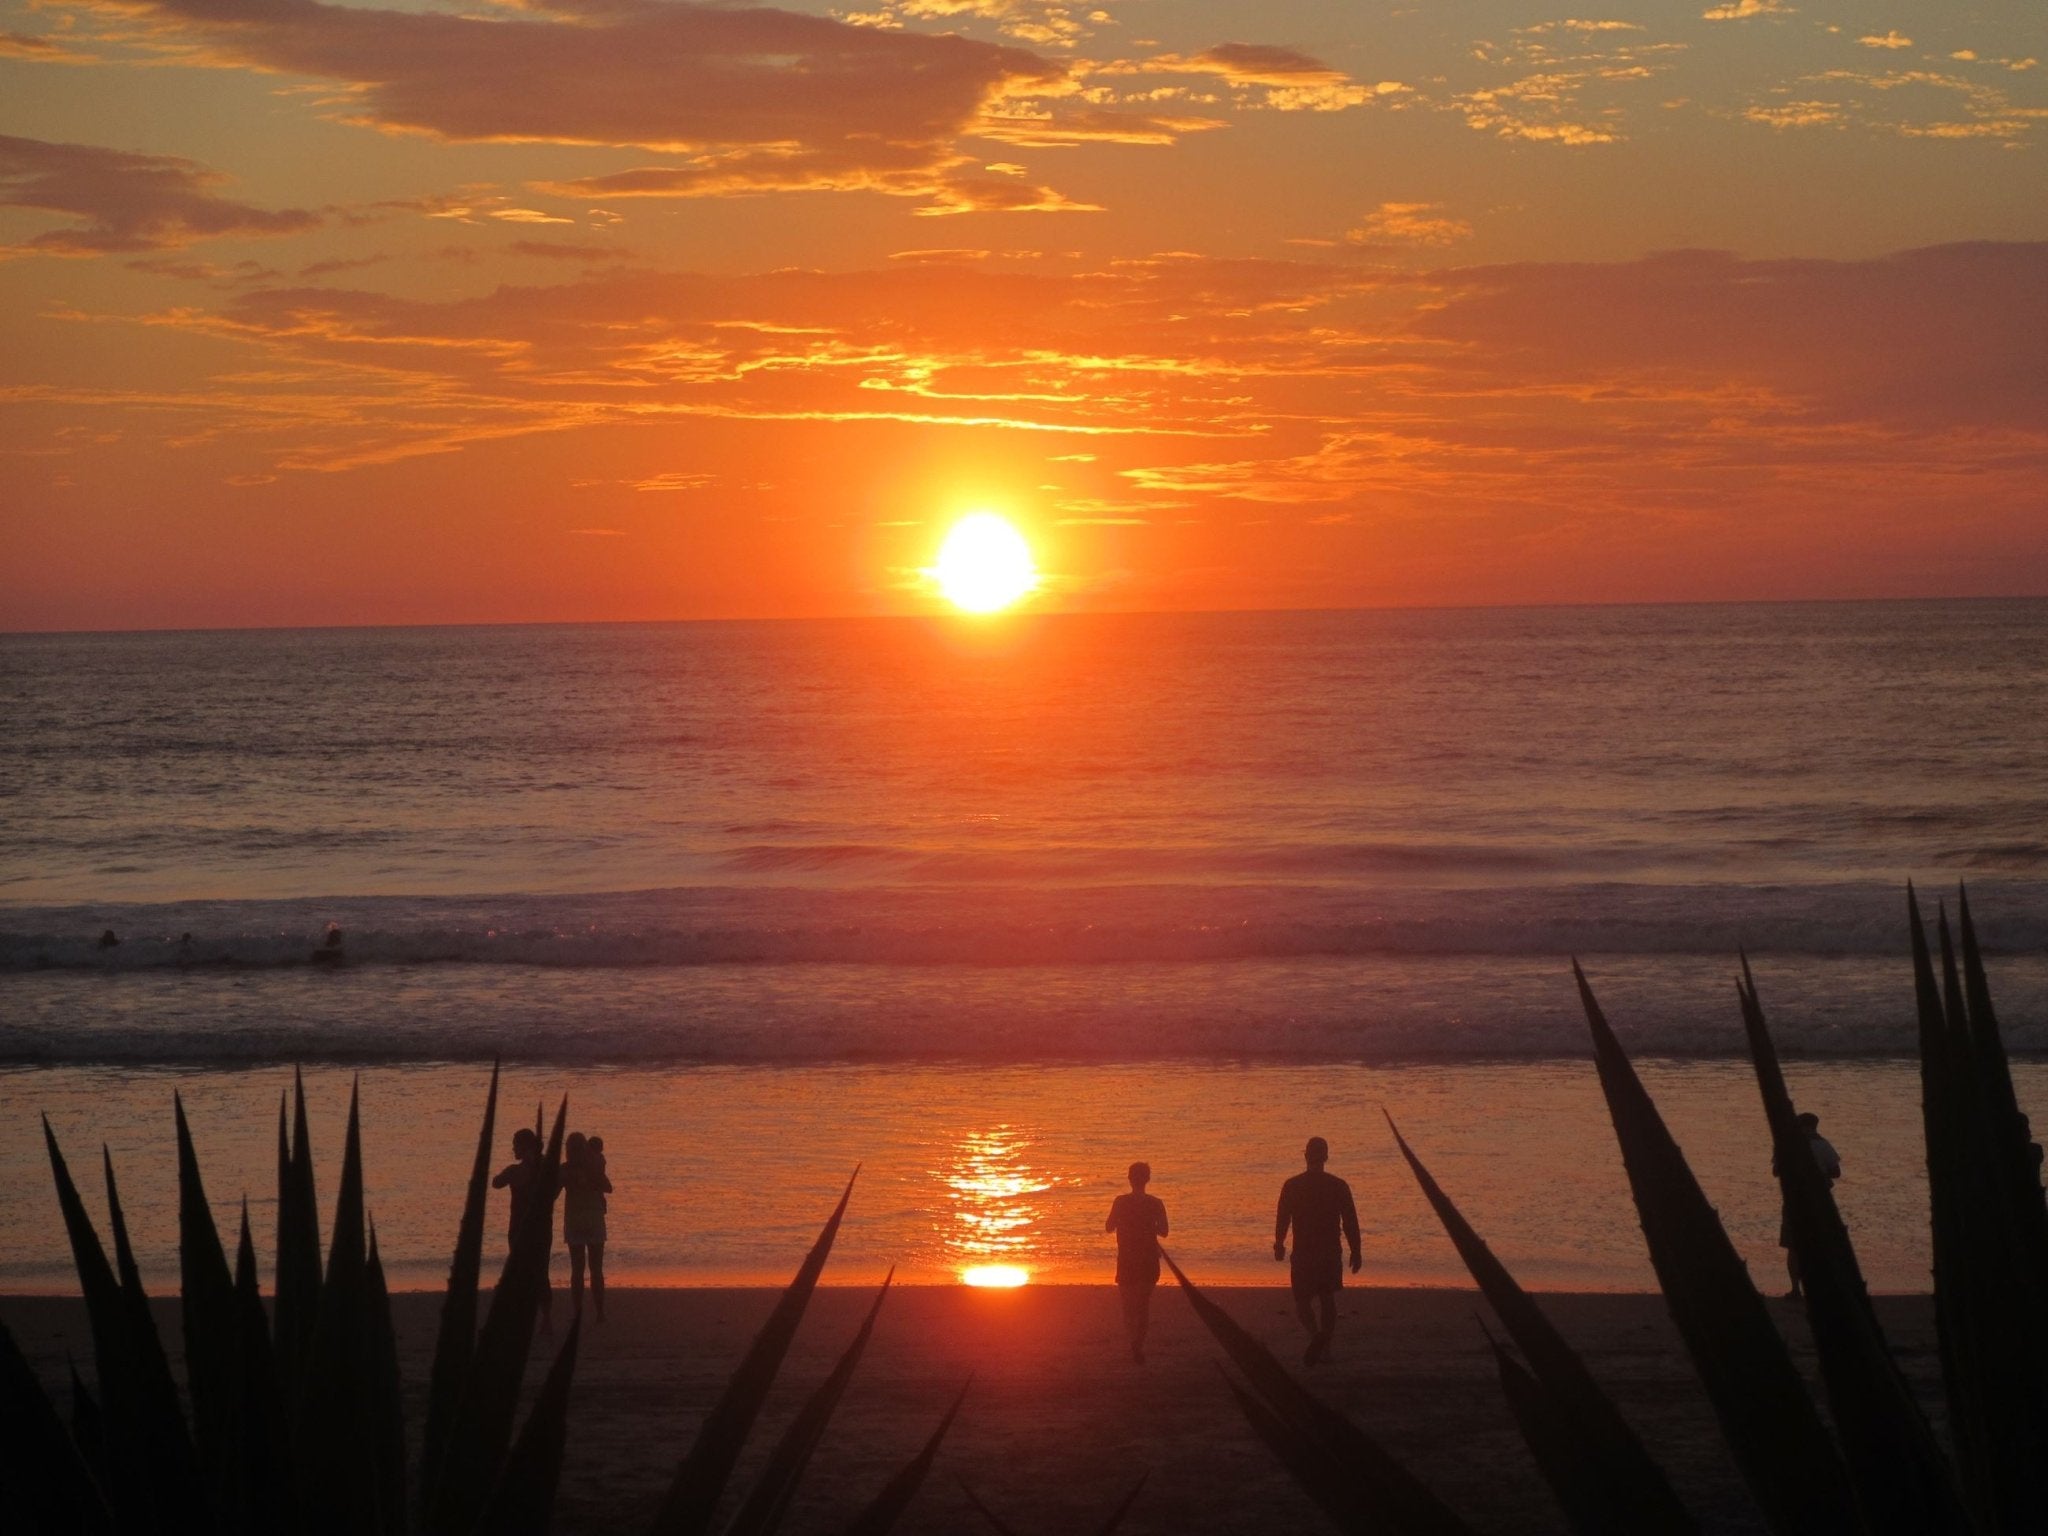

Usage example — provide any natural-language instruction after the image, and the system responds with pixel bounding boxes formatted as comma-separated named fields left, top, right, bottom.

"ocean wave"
left=5, top=949, right=2046, bottom=1066
left=6, top=877, right=2046, bottom=975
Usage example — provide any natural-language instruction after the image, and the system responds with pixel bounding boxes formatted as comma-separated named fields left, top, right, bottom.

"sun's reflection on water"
left=937, top=1125, right=1054, bottom=1285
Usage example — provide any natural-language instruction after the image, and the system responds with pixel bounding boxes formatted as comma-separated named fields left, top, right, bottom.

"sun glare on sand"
left=961, top=1264, right=1031, bottom=1288
left=933, top=512, right=1038, bottom=613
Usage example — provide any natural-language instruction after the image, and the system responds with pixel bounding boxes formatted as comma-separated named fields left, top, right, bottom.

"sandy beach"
left=0, top=1283, right=1942, bottom=1534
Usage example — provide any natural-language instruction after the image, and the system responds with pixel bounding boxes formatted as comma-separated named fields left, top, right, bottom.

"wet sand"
left=0, top=1284, right=1942, bottom=1535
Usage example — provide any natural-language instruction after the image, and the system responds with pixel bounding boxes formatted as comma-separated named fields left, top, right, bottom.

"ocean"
left=4, top=601, right=2045, bottom=1290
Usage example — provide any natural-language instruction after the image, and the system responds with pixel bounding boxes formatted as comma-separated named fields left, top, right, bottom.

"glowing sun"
left=932, top=513, right=1038, bottom=613
left=961, top=1264, right=1030, bottom=1288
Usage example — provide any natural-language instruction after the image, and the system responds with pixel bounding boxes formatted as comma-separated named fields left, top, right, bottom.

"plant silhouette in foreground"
left=1179, top=883, right=2046, bottom=1536
left=0, top=1068, right=965, bottom=1535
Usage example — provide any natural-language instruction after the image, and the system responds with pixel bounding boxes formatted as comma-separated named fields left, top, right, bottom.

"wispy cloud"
left=1, top=134, right=318, bottom=257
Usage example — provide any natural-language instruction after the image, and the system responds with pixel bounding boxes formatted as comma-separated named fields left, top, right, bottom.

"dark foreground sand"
left=1, top=1286, right=1941, bottom=1535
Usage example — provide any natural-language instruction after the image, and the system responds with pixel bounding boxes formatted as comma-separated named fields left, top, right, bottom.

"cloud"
left=915, top=177, right=1102, bottom=215
left=1860, top=32, right=1914, bottom=51
left=1160, top=44, right=1353, bottom=87
left=974, top=107, right=1228, bottom=146
left=1745, top=101, right=1843, bottom=129
left=80, top=0, right=1064, bottom=200
left=1702, top=0, right=1791, bottom=18
left=1110, top=42, right=1405, bottom=111
left=1348, top=202, right=1473, bottom=248
left=47, top=244, right=2042, bottom=522
left=0, top=29, right=99, bottom=61
left=1517, top=20, right=1643, bottom=35
left=0, top=133, right=318, bottom=256
left=509, top=240, right=635, bottom=262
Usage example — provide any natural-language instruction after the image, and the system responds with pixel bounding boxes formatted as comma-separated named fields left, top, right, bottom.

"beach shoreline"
left=0, top=1285, right=1939, bottom=1535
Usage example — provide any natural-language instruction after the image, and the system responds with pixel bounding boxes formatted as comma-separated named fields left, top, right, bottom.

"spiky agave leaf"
left=425, top=1095, right=569, bottom=1536
left=1957, top=888, right=2048, bottom=1287
left=1384, top=1112, right=1694, bottom=1535
left=1736, top=959, right=1970, bottom=1533
left=836, top=1376, right=971, bottom=1536
left=1934, top=905, right=2048, bottom=1532
left=1908, top=887, right=1992, bottom=1522
left=294, top=1076, right=384, bottom=1536
left=1219, top=1373, right=1380, bottom=1536
left=365, top=1225, right=407, bottom=1536
left=275, top=1069, right=323, bottom=1398
left=957, top=1482, right=1025, bottom=1536
left=1474, top=1324, right=1613, bottom=1536
left=645, top=1168, right=858, bottom=1536
left=43, top=1123, right=208, bottom=1532
left=100, top=1142, right=186, bottom=1454
left=469, top=1318, right=582, bottom=1536
left=1160, top=1248, right=1480, bottom=1536
left=175, top=1093, right=270, bottom=1534
left=419, top=1062, right=500, bottom=1521
left=0, top=1318, right=113, bottom=1536
left=1573, top=962, right=1857, bottom=1534
left=69, top=1359, right=108, bottom=1493
left=229, top=1199, right=288, bottom=1536
left=723, top=1270, right=895, bottom=1536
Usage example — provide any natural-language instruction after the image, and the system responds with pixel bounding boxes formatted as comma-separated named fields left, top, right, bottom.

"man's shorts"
left=1290, top=1249, right=1343, bottom=1300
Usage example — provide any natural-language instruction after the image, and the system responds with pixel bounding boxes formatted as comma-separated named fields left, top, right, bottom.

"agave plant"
left=1177, top=883, right=2047, bottom=1536
left=0, top=1069, right=967, bottom=1536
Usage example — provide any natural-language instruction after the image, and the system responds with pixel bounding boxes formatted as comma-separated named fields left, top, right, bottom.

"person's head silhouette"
left=1127, top=1161, right=1151, bottom=1192
left=1796, top=1112, right=1820, bottom=1133
left=512, top=1128, right=539, bottom=1160
left=1304, top=1136, right=1329, bottom=1170
left=566, top=1131, right=587, bottom=1167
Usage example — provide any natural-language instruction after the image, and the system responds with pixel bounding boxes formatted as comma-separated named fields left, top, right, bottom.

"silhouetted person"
left=492, top=1127, right=555, bottom=1332
left=1775, top=1111, right=1841, bottom=1299
left=1274, top=1136, right=1361, bottom=1364
left=562, top=1131, right=612, bottom=1322
left=1105, top=1161, right=1169, bottom=1363
left=97, top=929, right=119, bottom=949
left=311, top=924, right=344, bottom=964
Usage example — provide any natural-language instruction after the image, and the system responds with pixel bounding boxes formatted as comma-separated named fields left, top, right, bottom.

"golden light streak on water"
left=936, top=1125, right=1057, bottom=1282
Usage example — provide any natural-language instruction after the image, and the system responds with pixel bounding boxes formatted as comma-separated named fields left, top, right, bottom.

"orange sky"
left=4, top=0, right=2046, bottom=629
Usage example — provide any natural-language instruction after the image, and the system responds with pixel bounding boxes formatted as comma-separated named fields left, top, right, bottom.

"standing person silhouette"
left=492, top=1127, right=555, bottom=1333
left=1105, top=1161, right=1170, bottom=1363
left=562, top=1131, right=613, bottom=1322
left=1274, top=1136, right=1361, bottom=1364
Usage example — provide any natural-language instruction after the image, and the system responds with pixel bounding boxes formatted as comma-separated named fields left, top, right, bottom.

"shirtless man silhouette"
left=1274, top=1136, right=1361, bottom=1365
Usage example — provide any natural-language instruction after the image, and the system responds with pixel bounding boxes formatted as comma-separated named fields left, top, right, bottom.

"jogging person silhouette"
left=1105, top=1161, right=1169, bottom=1363
left=1274, top=1136, right=1361, bottom=1364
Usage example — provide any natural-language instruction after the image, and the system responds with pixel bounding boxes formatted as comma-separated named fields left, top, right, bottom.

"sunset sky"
left=4, top=0, right=2046, bottom=629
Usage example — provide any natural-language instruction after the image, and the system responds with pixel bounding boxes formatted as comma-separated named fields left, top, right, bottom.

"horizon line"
left=8, top=589, right=2047, bottom=641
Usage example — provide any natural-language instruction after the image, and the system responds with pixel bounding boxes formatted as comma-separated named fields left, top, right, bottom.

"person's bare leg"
left=539, top=1251, right=553, bottom=1334
left=569, top=1244, right=586, bottom=1318
left=1293, top=1292, right=1318, bottom=1344
left=589, top=1242, right=605, bottom=1322
left=1121, top=1284, right=1151, bottom=1362
left=1316, top=1293, right=1337, bottom=1355
left=1785, top=1248, right=1802, bottom=1300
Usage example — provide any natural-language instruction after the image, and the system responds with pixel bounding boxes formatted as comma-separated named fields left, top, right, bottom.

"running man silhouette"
left=1274, top=1136, right=1361, bottom=1364
left=492, top=1127, right=555, bottom=1333
left=1105, top=1161, right=1170, bottom=1363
